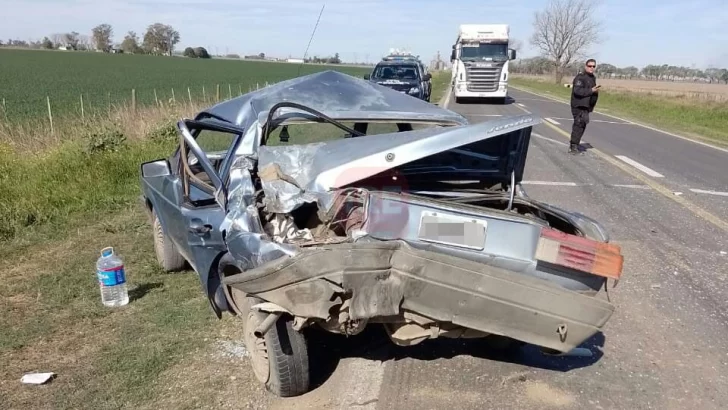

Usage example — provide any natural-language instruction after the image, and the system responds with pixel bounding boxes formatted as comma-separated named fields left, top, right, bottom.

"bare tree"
left=77, top=34, right=93, bottom=51
left=529, top=0, right=604, bottom=84
left=51, top=33, right=65, bottom=47
left=92, top=23, right=114, bottom=52
left=509, top=38, right=523, bottom=53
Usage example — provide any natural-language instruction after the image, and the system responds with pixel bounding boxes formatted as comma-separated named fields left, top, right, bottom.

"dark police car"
left=364, top=54, right=432, bottom=102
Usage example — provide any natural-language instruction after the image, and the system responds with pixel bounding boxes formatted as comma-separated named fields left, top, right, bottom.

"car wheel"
left=243, top=297, right=310, bottom=397
left=152, top=210, right=186, bottom=272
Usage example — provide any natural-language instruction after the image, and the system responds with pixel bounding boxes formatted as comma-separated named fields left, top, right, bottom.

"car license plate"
left=417, top=211, right=487, bottom=250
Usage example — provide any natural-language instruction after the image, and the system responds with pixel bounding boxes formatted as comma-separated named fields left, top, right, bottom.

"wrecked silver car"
left=139, top=70, right=624, bottom=397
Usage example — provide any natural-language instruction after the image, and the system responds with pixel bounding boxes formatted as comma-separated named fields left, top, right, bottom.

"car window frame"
left=175, top=118, right=246, bottom=211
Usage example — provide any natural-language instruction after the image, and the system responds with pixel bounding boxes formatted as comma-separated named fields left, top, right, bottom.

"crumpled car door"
left=175, top=119, right=243, bottom=276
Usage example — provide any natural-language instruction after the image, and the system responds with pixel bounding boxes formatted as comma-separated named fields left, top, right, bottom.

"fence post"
left=154, top=89, right=159, bottom=106
left=46, top=96, right=54, bottom=136
left=238, top=84, right=242, bottom=95
left=80, top=94, right=85, bottom=120
left=132, top=89, right=136, bottom=112
left=188, top=87, right=192, bottom=105
left=107, top=92, right=111, bottom=116
left=171, top=88, right=176, bottom=103
left=228, top=84, right=232, bottom=99
left=202, top=85, right=206, bottom=102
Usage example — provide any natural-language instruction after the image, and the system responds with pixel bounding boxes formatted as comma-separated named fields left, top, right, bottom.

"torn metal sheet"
left=254, top=114, right=539, bottom=213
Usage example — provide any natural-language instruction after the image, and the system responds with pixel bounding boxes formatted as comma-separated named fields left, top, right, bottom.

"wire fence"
left=0, top=81, right=285, bottom=130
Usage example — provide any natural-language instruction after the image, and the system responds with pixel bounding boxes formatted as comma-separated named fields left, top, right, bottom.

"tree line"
left=512, top=57, right=728, bottom=84
left=525, top=0, right=728, bottom=84
left=0, top=22, right=189, bottom=57
left=0, top=23, right=345, bottom=64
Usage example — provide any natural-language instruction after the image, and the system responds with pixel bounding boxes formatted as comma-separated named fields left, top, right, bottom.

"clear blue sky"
left=2, top=0, right=727, bottom=69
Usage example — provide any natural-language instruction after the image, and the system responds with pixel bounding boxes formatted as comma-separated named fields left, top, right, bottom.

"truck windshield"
left=371, top=64, right=420, bottom=80
left=460, top=43, right=508, bottom=61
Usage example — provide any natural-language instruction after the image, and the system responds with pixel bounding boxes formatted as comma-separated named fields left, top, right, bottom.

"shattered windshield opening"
left=371, top=64, right=420, bottom=81
left=460, top=43, right=508, bottom=62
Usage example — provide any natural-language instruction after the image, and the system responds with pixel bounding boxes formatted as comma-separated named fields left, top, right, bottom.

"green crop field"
left=0, top=49, right=372, bottom=122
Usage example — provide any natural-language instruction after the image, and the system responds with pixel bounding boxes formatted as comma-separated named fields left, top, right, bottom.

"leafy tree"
left=41, top=37, right=54, bottom=49
left=120, top=31, right=142, bottom=54
left=142, top=23, right=180, bottom=56
left=193, top=47, right=210, bottom=58
left=64, top=31, right=80, bottom=50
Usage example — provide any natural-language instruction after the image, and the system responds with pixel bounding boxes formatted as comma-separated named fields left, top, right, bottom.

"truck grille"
left=465, top=64, right=503, bottom=92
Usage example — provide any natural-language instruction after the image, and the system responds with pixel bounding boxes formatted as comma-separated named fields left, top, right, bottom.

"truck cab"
left=365, top=54, right=432, bottom=102
left=450, top=24, right=517, bottom=104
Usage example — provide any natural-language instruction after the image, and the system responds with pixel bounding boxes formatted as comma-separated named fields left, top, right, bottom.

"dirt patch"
left=143, top=317, right=273, bottom=410
left=523, top=380, right=577, bottom=407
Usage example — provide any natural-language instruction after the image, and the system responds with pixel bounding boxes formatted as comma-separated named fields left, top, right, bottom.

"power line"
left=298, top=3, right=325, bottom=76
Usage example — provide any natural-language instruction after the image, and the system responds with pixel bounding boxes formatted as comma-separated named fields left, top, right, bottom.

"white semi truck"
left=450, top=24, right=517, bottom=104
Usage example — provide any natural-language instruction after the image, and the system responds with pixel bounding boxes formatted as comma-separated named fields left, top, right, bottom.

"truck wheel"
left=152, top=209, right=186, bottom=272
left=243, top=297, right=310, bottom=397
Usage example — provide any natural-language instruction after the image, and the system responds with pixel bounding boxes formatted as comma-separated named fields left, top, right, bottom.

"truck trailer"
left=450, top=24, right=517, bottom=104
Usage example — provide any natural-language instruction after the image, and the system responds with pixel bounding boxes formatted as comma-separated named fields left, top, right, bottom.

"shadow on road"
left=453, top=96, right=517, bottom=105
left=579, top=142, right=595, bottom=153
left=304, top=324, right=606, bottom=391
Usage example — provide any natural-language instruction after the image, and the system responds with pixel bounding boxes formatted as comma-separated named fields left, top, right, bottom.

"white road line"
left=521, top=181, right=579, bottom=186
left=510, top=85, right=728, bottom=154
left=513, top=103, right=531, bottom=114
left=441, top=85, right=453, bottom=109
left=614, top=155, right=665, bottom=178
left=544, top=117, right=561, bottom=125
left=532, top=132, right=569, bottom=146
left=613, top=184, right=652, bottom=190
left=548, top=117, right=628, bottom=125
left=690, top=189, right=728, bottom=197
left=468, top=114, right=503, bottom=117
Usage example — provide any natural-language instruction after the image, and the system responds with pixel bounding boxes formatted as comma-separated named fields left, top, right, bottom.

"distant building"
left=286, top=58, right=304, bottom=63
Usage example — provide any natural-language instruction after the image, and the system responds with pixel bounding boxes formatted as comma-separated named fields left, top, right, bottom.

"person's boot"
left=568, top=143, right=578, bottom=154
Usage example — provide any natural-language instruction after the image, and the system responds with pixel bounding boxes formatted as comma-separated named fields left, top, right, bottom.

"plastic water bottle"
left=96, top=247, right=129, bottom=307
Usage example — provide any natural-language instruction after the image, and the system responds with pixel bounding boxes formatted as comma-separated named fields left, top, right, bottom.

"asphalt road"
left=262, top=87, right=728, bottom=410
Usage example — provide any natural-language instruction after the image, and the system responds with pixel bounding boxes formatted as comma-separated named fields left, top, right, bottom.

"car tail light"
left=535, top=227, right=623, bottom=280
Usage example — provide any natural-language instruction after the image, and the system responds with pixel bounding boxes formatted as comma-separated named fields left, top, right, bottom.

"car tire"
left=243, top=297, right=310, bottom=397
left=152, top=210, right=186, bottom=272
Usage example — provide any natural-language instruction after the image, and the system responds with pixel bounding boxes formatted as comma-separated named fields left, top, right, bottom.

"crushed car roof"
left=197, top=70, right=468, bottom=128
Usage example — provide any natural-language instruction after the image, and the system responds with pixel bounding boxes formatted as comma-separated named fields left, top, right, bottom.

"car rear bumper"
left=223, top=240, right=615, bottom=353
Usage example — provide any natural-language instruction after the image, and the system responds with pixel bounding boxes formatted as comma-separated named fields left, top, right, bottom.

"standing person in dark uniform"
left=568, top=58, right=600, bottom=154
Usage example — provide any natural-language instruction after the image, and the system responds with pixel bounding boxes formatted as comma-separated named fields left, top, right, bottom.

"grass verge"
left=430, top=70, right=451, bottom=104
left=510, top=76, right=728, bottom=146
left=0, top=71, right=453, bottom=407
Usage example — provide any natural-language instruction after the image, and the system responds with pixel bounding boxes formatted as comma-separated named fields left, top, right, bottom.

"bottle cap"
left=101, top=247, right=114, bottom=257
